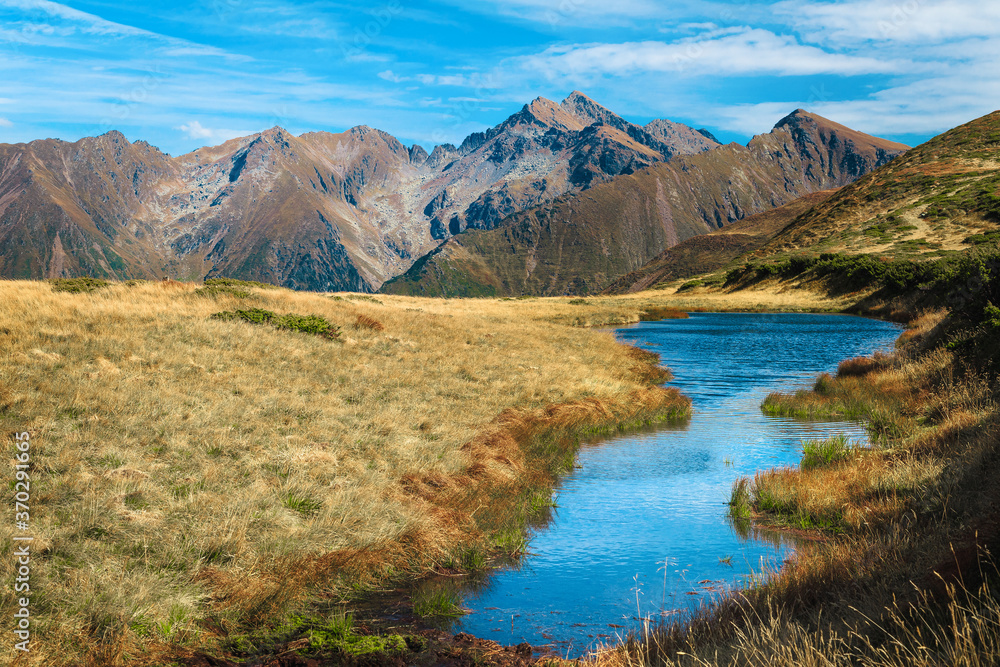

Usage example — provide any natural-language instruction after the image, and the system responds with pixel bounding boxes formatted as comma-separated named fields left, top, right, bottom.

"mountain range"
left=0, top=92, right=906, bottom=292
left=382, top=110, right=908, bottom=297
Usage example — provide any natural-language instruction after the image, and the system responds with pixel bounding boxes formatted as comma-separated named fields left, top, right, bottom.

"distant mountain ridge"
left=380, top=110, right=909, bottom=297
left=602, top=109, right=1000, bottom=297
left=0, top=92, right=722, bottom=290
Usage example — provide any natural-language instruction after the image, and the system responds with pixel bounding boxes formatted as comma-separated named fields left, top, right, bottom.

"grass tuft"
left=354, top=314, right=385, bottom=331
left=800, top=434, right=856, bottom=469
left=413, top=587, right=466, bottom=620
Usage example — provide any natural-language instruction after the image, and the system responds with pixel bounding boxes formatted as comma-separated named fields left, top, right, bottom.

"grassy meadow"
left=0, top=278, right=691, bottom=665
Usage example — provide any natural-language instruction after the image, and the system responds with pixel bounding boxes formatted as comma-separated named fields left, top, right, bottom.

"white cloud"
left=515, top=29, right=903, bottom=80
left=0, top=117, right=12, bottom=127
left=0, top=0, right=156, bottom=37
left=441, top=0, right=665, bottom=27
left=176, top=120, right=247, bottom=143
left=774, top=0, right=1000, bottom=45
left=378, top=70, right=409, bottom=83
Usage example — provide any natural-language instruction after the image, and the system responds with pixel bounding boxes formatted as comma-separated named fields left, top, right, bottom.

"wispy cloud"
left=0, top=117, right=13, bottom=127
left=514, top=29, right=903, bottom=80
left=775, top=0, right=1000, bottom=45
left=378, top=69, right=409, bottom=83
left=176, top=120, right=248, bottom=143
left=0, top=0, right=156, bottom=37
left=440, top=0, right=665, bottom=27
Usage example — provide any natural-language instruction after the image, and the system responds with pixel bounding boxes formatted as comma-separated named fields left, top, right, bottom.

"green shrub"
left=203, top=277, right=278, bottom=290
left=48, top=277, right=110, bottom=293
left=194, top=284, right=252, bottom=298
left=677, top=279, right=704, bottom=292
left=212, top=308, right=340, bottom=339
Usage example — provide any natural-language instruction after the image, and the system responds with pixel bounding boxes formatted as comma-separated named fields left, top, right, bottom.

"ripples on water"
left=451, top=313, right=904, bottom=655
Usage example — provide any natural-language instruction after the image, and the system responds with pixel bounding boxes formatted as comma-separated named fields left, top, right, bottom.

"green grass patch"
left=728, top=477, right=752, bottom=520
left=801, top=435, right=855, bottom=469
left=342, top=293, right=383, bottom=304
left=204, top=277, right=278, bottom=290
left=302, top=612, right=408, bottom=658
left=282, top=490, right=323, bottom=516
left=677, top=279, right=705, bottom=292
left=197, top=277, right=279, bottom=298
left=211, top=308, right=341, bottom=339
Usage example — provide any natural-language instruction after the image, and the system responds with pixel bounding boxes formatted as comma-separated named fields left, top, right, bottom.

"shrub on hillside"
left=212, top=308, right=340, bottom=339
left=48, top=277, right=110, bottom=293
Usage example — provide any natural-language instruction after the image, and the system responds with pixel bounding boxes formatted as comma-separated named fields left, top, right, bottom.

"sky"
left=1, top=0, right=998, bottom=156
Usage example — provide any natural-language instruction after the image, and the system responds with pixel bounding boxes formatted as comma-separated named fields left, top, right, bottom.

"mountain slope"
left=749, top=110, right=1000, bottom=261
left=601, top=188, right=841, bottom=294
left=381, top=110, right=908, bottom=297
left=0, top=92, right=720, bottom=289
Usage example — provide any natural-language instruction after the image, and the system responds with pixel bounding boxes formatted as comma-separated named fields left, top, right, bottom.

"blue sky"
left=1, top=0, right=998, bottom=155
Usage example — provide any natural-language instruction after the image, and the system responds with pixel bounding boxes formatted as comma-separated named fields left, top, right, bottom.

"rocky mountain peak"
left=522, top=96, right=585, bottom=132
left=97, top=129, right=129, bottom=144
left=770, top=109, right=910, bottom=153
left=560, top=91, right=621, bottom=127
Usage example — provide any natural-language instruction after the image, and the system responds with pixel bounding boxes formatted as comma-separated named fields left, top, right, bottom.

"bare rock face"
left=644, top=119, right=720, bottom=154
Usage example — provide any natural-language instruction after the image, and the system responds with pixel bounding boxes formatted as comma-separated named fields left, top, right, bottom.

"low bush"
left=212, top=308, right=341, bottom=339
left=49, top=277, right=110, bottom=293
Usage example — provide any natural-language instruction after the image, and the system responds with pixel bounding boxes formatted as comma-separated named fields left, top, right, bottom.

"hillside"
left=381, top=110, right=908, bottom=297
left=0, top=92, right=715, bottom=290
left=747, top=111, right=1000, bottom=261
left=601, top=188, right=840, bottom=294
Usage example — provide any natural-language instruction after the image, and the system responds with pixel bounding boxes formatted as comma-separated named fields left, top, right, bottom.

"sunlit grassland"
left=0, top=279, right=690, bottom=666
left=593, top=308, right=1000, bottom=666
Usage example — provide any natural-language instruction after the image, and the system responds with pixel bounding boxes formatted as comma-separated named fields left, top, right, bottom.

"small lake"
left=450, top=312, right=904, bottom=655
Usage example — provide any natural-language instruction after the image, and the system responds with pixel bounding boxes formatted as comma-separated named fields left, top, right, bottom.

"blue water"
left=450, top=312, right=904, bottom=656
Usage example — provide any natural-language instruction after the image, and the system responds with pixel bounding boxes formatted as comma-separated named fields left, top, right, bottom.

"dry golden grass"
left=0, top=280, right=689, bottom=665
left=612, top=280, right=864, bottom=313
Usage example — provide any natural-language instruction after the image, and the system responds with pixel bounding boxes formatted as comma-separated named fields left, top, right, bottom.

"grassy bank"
left=591, top=273, right=1000, bottom=665
left=0, top=279, right=690, bottom=666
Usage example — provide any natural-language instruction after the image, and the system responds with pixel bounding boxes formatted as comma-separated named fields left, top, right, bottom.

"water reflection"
left=449, top=313, right=903, bottom=655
